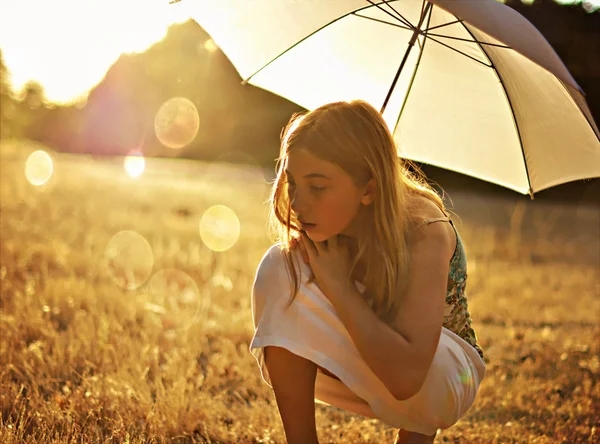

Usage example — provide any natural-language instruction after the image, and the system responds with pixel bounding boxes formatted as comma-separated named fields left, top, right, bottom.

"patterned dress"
left=417, top=216, right=485, bottom=360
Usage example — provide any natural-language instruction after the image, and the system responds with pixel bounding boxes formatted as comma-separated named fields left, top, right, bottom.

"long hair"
left=267, top=100, right=450, bottom=326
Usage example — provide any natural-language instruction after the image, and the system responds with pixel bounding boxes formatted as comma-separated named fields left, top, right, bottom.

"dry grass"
left=0, top=139, right=598, bottom=443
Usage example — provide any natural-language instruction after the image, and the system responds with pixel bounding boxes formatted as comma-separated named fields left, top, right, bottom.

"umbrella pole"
left=380, top=2, right=432, bottom=114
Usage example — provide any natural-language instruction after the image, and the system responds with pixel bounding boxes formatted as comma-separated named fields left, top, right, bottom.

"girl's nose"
left=290, top=192, right=307, bottom=214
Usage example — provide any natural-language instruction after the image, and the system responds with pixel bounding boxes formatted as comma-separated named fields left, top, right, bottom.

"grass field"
left=0, top=139, right=598, bottom=443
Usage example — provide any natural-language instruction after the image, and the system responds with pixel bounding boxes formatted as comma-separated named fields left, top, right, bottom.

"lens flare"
left=459, top=367, right=472, bottom=385
left=104, top=230, right=154, bottom=290
left=204, top=39, right=218, bottom=53
left=154, top=97, right=200, bottom=149
left=25, top=150, right=54, bottom=186
left=199, top=205, right=240, bottom=252
left=124, top=151, right=145, bottom=178
left=145, top=269, right=211, bottom=330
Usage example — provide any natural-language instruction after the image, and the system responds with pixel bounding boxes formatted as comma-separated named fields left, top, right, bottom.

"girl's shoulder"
left=409, top=195, right=450, bottom=226
left=251, top=245, right=290, bottom=296
left=257, top=244, right=286, bottom=271
left=407, top=195, right=454, bottom=245
left=255, top=243, right=302, bottom=277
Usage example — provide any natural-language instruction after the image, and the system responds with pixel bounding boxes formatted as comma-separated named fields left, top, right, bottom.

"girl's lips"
left=300, top=223, right=316, bottom=231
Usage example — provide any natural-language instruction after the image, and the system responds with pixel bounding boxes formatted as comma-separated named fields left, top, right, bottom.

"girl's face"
left=285, top=148, right=374, bottom=242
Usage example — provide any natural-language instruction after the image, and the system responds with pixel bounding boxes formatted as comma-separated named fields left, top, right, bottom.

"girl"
left=249, top=100, right=485, bottom=444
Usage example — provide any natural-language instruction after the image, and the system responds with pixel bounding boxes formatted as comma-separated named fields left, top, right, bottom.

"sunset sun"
left=0, top=0, right=190, bottom=105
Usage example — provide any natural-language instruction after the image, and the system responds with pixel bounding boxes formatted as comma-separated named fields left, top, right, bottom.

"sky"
left=0, top=0, right=190, bottom=105
left=0, top=0, right=597, bottom=105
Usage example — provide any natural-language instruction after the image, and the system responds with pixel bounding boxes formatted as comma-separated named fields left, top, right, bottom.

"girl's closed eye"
left=286, top=181, right=326, bottom=192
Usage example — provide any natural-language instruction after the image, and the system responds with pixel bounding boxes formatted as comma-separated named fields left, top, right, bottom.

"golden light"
left=209, top=274, right=233, bottom=291
left=124, top=152, right=146, bottom=178
left=25, top=150, right=54, bottom=186
left=204, top=39, right=218, bottom=53
left=154, top=97, right=200, bottom=149
left=199, top=205, right=240, bottom=252
left=144, top=269, right=211, bottom=330
left=104, top=230, right=154, bottom=290
left=0, top=0, right=190, bottom=105
left=201, top=150, right=271, bottom=220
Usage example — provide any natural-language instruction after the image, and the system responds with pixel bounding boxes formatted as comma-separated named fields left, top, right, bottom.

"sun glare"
left=199, top=205, right=240, bottom=252
left=124, top=152, right=146, bottom=178
left=204, top=39, right=218, bottom=53
left=155, top=97, right=200, bottom=149
left=0, top=0, right=190, bottom=105
left=25, top=150, right=54, bottom=186
left=104, top=230, right=154, bottom=291
left=144, top=269, right=211, bottom=331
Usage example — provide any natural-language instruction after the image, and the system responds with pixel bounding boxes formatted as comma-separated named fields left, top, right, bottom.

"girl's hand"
left=300, top=232, right=354, bottom=303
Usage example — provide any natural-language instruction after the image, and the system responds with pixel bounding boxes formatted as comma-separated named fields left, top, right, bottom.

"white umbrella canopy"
left=180, top=0, right=600, bottom=197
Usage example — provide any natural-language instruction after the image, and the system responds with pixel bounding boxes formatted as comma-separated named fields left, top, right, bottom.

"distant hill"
left=76, top=20, right=303, bottom=164
left=25, top=20, right=303, bottom=165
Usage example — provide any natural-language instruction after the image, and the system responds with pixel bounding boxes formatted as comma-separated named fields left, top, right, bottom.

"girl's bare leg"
left=394, top=429, right=437, bottom=443
left=264, top=346, right=319, bottom=444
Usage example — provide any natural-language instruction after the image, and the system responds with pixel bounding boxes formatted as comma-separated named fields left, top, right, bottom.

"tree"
left=18, top=80, right=46, bottom=111
left=0, top=49, right=17, bottom=138
left=503, top=0, right=600, bottom=13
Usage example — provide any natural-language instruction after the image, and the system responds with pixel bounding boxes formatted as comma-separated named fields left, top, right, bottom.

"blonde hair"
left=268, top=100, right=450, bottom=326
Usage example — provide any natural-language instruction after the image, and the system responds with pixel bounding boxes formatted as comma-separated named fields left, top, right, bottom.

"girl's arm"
left=328, top=221, right=454, bottom=401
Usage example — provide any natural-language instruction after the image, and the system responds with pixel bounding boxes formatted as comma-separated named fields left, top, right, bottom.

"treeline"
left=1, top=0, right=598, bottom=170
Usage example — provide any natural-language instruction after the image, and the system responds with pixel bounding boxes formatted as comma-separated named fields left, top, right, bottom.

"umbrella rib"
left=366, top=0, right=414, bottom=29
left=241, top=17, right=350, bottom=85
left=416, top=0, right=427, bottom=51
left=556, top=78, right=600, bottom=142
left=353, top=12, right=413, bottom=31
left=423, top=32, right=511, bottom=49
left=425, top=19, right=463, bottom=32
left=380, top=0, right=415, bottom=29
left=458, top=21, right=534, bottom=198
left=391, top=7, right=432, bottom=135
left=381, top=2, right=432, bottom=113
left=424, top=35, right=493, bottom=69
left=242, top=0, right=411, bottom=85
left=419, top=0, right=428, bottom=24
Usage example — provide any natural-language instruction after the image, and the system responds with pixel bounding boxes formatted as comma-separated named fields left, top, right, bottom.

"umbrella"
left=179, top=0, right=600, bottom=198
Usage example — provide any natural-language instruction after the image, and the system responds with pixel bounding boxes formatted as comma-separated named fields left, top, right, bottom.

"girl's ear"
left=361, top=178, right=376, bottom=205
